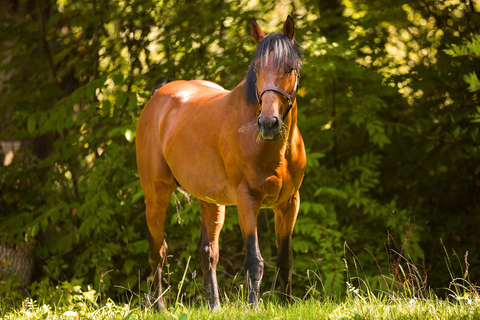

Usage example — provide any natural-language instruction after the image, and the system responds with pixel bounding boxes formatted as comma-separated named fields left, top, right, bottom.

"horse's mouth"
left=261, top=131, right=280, bottom=141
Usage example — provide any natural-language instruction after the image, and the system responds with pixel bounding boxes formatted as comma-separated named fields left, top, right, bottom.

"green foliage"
left=1, top=0, right=480, bottom=307
left=445, top=34, right=480, bottom=57
left=0, top=272, right=23, bottom=303
left=445, top=34, right=480, bottom=92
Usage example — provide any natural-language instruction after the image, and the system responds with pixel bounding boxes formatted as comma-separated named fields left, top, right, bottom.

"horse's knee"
left=244, top=236, right=264, bottom=283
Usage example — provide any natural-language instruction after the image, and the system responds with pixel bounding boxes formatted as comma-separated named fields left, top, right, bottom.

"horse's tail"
left=150, top=77, right=171, bottom=97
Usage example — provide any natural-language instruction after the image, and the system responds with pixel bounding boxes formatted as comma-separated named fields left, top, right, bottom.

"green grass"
left=3, top=292, right=480, bottom=319
left=3, top=245, right=480, bottom=319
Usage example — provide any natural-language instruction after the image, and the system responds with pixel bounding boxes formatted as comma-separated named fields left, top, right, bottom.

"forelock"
left=253, top=33, right=302, bottom=71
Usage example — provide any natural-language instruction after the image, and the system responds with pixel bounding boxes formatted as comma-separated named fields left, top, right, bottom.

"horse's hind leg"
left=145, top=182, right=175, bottom=310
left=198, top=201, right=225, bottom=309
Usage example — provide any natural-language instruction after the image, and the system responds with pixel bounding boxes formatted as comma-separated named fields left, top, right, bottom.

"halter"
left=255, top=71, right=299, bottom=120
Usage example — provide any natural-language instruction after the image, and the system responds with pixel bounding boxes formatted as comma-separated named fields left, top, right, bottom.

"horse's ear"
left=283, top=15, right=295, bottom=42
left=251, top=18, right=265, bottom=44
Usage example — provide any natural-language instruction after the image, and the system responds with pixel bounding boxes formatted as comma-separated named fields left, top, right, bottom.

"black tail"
left=150, top=77, right=171, bottom=97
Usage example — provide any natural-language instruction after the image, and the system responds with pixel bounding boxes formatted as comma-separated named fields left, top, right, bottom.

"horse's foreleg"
left=199, top=201, right=225, bottom=309
left=145, top=185, right=174, bottom=310
left=273, top=190, right=300, bottom=303
left=237, top=184, right=263, bottom=308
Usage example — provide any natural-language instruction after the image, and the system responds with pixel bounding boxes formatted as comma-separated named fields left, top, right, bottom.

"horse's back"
left=145, top=79, right=230, bottom=141
left=138, top=79, right=229, bottom=141
left=155, top=80, right=227, bottom=102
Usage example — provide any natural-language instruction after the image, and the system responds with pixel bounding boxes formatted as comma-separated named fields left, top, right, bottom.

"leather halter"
left=255, top=71, right=299, bottom=120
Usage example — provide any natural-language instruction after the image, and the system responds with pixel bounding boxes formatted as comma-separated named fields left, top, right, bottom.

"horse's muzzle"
left=257, top=115, right=281, bottom=141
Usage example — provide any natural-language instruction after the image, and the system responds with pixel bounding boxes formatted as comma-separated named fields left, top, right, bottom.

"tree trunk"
left=0, top=241, right=35, bottom=289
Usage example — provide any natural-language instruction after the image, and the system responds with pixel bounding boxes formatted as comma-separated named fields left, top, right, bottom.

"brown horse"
left=136, top=16, right=306, bottom=309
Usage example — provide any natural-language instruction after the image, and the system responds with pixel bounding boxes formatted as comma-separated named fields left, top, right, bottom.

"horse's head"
left=247, top=16, right=302, bottom=141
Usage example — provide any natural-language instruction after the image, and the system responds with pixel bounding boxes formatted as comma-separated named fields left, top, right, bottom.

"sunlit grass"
left=3, top=243, right=480, bottom=319
left=3, top=294, right=480, bottom=320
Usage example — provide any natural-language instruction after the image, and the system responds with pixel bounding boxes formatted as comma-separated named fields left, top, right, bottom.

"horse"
left=136, top=15, right=306, bottom=309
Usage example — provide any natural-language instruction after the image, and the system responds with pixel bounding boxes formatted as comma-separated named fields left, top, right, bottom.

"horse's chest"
left=251, top=168, right=292, bottom=207
left=261, top=175, right=283, bottom=206
left=262, top=174, right=282, bottom=195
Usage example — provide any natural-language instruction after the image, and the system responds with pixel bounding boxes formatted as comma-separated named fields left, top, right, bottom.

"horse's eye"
left=287, top=67, right=295, bottom=75
left=253, top=67, right=259, bottom=74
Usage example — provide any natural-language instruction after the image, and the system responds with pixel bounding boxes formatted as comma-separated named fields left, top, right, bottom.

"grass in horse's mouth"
left=280, top=122, right=290, bottom=140
left=255, top=129, right=262, bottom=143
left=254, top=122, right=290, bottom=143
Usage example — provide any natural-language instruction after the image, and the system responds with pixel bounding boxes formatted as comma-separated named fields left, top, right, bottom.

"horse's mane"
left=245, top=32, right=303, bottom=106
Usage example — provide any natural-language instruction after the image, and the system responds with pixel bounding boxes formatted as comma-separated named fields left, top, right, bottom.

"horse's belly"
left=165, top=146, right=237, bottom=206
left=174, top=174, right=237, bottom=206
left=193, top=184, right=237, bottom=205
left=175, top=172, right=236, bottom=206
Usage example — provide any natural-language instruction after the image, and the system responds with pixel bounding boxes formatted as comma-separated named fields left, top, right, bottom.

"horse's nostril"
left=272, top=116, right=279, bottom=130
left=257, top=117, right=263, bottom=130
left=257, top=115, right=280, bottom=133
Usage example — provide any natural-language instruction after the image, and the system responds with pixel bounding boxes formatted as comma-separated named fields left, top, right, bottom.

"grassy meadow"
left=3, top=294, right=480, bottom=320
left=3, top=268, right=480, bottom=320
left=2, top=244, right=479, bottom=319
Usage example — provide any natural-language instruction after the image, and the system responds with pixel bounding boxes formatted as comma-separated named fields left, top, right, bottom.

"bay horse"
left=136, top=16, right=306, bottom=309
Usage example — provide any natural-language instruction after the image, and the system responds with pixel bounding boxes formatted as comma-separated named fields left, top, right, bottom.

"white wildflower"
left=63, top=310, right=78, bottom=317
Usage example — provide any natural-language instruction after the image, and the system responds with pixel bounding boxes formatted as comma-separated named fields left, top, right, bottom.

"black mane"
left=245, top=32, right=303, bottom=106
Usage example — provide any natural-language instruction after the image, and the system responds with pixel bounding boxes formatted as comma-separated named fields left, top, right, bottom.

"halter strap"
left=255, top=72, right=299, bottom=120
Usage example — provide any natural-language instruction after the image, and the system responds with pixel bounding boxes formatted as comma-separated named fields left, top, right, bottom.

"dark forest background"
left=1, top=0, right=479, bottom=305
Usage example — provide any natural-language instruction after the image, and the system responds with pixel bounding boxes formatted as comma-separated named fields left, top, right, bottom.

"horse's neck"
left=277, top=109, right=298, bottom=156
